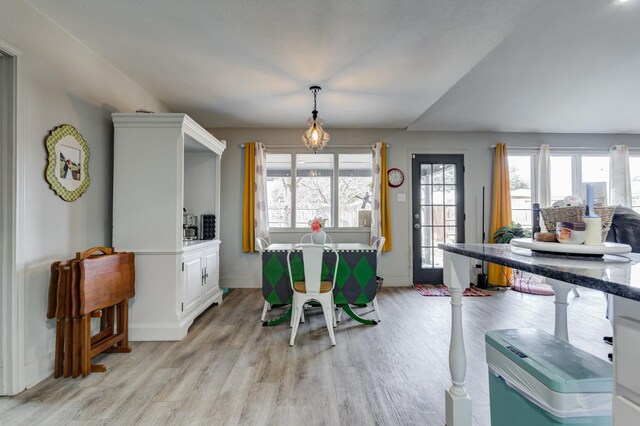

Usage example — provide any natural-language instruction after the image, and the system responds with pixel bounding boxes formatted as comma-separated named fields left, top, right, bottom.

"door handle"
left=414, top=223, right=420, bottom=229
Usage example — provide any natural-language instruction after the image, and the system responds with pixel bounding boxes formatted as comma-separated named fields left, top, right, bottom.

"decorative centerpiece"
left=308, top=217, right=328, bottom=244
left=309, top=217, right=326, bottom=232
left=540, top=206, right=615, bottom=243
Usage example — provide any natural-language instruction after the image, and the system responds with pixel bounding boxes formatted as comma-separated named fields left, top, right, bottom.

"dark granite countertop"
left=439, top=243, right=640, bottom=302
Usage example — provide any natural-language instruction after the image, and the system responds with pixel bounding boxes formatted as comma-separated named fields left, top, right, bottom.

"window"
left=630, top=156, right=640, bottom=212
left=338, top=154, right=373, bottom=227
left=296, top=153, right=333, bottom=227
left=550, top=156, right=573, bottom=203
left=580, top=156, right=609, bottom=205
left=509, top=151, right=613, bottom=225
left=508, top=155, right=533, bottom=228
left=265, top=151, right=373, bottom=229
left=266, top=154, right=292, bottom=228
left=549, top=155, right=611, bottom=204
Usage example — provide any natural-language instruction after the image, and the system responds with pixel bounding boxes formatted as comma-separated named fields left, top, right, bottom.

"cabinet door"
left=203, top=246, right=220, bottom=300
left=182, top=251, right=203, bottom=316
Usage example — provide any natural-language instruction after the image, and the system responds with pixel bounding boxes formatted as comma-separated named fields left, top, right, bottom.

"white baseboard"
left=129, top=322, right=191, bottom=341
left=24, top=351, right=54, bottom=389
left=130, top=292, right=222, bottom=341
left=380, top=275, right=413, bottom=286
left=221, top=276, right=261, bottom=288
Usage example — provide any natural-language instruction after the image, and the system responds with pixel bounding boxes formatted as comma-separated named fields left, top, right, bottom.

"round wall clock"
left=387, top=168, right=404, bottom=188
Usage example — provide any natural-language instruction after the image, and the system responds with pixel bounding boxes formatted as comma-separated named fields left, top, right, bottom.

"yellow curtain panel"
left=380, top=144, right=392, bottom=252
left=242, top=142, right=256, bottom=253
left=488, top=143, right=512, bottom=286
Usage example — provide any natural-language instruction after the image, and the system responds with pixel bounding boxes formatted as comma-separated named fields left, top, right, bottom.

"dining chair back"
left=255, top=237, right=272, bottom=321
left=300, top=231, right=333, bottom=245
left=287, top=243, right=339, bottom=346
left=255, top=237, right=269, bottom=253
left=370, top=236, right=386, bottom=322
left=372, top=236, right=386, bottom=261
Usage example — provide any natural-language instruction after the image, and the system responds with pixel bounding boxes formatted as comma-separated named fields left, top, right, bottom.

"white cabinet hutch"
left=112, top=113, right=226, bottom=341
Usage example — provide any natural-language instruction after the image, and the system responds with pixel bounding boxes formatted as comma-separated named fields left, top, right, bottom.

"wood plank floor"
left=0, top=287, right=612, bottom=425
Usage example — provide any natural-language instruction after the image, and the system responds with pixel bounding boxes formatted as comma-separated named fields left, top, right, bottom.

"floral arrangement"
left=308, top=217, right=327, bottom=233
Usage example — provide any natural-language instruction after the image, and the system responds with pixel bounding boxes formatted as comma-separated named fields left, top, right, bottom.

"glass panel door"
left=412, top=155, right=464, bottom=284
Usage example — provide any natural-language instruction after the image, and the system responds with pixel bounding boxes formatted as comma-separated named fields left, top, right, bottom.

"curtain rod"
left=491, top=145, right=635, bottom=150
left=239, top=143, right=388, bottom=148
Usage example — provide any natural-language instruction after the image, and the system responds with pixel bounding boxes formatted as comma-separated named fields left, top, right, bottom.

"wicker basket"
left=540, top=206, right=616, bottom=242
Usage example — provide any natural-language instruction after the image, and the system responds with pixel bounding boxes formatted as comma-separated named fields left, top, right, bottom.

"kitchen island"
left=439, top=243, right=640, bottom=426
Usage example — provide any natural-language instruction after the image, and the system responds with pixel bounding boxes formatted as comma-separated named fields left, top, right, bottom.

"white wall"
left=0, top=0, right=168, bottom=390
left=212, top=128, right=640, bottom=289
left=0, top=51, right=7, bottom=391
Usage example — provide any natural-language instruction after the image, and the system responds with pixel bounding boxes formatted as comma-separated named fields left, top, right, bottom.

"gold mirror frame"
left=44, top=124, right=90, bottom=202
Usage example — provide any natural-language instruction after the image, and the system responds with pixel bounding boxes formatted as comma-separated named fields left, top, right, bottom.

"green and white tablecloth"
left=262, top=243, right=378, bottom=306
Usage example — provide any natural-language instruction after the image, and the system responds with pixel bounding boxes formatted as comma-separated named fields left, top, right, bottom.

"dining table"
left=261, top=243, right=378, bottom=326
left=439, top=242, right=640, bottom=426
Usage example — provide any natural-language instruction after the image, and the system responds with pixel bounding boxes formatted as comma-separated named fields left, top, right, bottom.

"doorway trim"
left=0, top=38, right=25, bottom=396
left=407, top=149, right=468, bottom=284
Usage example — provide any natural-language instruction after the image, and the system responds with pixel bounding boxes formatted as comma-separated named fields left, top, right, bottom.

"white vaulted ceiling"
left=26, top=0, right=640, bottom=133
left=408, top=0, right=640, bottom=133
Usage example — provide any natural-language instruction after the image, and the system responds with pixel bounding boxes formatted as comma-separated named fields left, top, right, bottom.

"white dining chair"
left=299, top=232, right=333, bottom=319
left=300, top=231, right=333, bottom=244
left=287, top=243, right=338, bottom=346
left=256, top=237, right=272, bottom=321
left=370, top=236, right=386, bottom=322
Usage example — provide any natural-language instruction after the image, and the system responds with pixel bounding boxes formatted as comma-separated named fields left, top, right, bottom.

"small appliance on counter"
left=183, top=209, right=198, bottom=241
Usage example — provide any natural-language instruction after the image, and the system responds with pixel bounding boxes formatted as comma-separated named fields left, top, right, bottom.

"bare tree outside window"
left=265, top=151, right=373, bottom=228
left=508, top=155, right=533, bottom=228
left=338, top=153, right=373, bottom=227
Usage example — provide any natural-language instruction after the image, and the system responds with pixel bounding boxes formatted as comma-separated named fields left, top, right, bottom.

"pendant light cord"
left=311, top=87, right=319, bottom=120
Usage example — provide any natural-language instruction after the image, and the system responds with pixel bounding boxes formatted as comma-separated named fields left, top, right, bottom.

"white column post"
left=546, top=278, right=574, bottom=341
left=443, top=252, right=472, bottom=426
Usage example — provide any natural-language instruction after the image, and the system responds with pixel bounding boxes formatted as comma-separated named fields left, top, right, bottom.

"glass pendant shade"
left=302, top=86, right=330, bottom=153
left=302, top=116, right=330, bottom=153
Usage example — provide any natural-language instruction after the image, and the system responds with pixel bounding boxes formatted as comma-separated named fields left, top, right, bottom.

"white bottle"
left=584, top=215, right=602, bottom=245
left=583, top=183, right=601, bottom=245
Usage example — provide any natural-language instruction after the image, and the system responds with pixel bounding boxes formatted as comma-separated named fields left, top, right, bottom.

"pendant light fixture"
left=302, top=86, right=330, bottom=153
